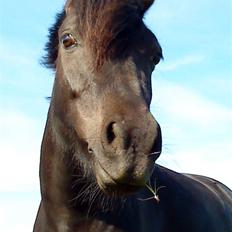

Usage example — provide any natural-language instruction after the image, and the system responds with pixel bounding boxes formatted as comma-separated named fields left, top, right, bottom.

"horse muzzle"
left=89, top=110, right=162, bottom=195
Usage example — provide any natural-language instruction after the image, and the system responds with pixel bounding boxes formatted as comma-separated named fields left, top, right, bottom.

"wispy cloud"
left=157, top=54, right=205, bottom=72
left=0, top=192, right=39, bottom=232
left=0, top=50, right=34, bottom=66
left=151, top=80, right=232, bottom=188
left=0, top=39, right=38, bottom=66
left=0, top=110, right=42, bottom=231
left=0, top=110, right=42, bottom=192
left=157, top=140, right=232, bottom=189
left=153, top=80, right=232, bottom=127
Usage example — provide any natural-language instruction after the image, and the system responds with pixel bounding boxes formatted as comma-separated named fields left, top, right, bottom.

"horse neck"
left=39, top=108, right=107, bottom=218
left=39, top=109, right=81, bottom=218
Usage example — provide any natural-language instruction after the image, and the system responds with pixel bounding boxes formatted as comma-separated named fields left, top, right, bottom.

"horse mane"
left=43, top=1, right=152, bottom=70
left=43, top=10, right=66, bottom=69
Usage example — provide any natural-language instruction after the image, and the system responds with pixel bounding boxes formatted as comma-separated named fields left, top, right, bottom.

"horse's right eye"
left=61, top=33, right=77, bottom=49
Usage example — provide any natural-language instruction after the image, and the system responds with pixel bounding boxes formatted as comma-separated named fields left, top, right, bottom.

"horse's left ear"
left=139, top=0, right=155, bottom=14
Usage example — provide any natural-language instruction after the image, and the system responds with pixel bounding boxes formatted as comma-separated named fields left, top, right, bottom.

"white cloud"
left=157, top=140, right=232, bottom=189
left=0, top=110, right=42, bottom=231
left=0, top=49, right=34, bottom=66
left=158, top=54, right=205, bottom=72
left=152, top=80, right=232, bottom=189
left=0, top=193, right=40, bottom=232
left=153, top=80, right=232, bottom=127
left=0, top=39, right=38, bottom=66
left=0, top=110, right=42, bottom=192
left=145, top=0, right=217, bottom=28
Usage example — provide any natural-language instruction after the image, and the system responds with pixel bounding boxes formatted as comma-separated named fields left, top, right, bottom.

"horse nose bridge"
left=100, top=103, right=158, bottom=154
left=97, top=68, right=145, bottom=105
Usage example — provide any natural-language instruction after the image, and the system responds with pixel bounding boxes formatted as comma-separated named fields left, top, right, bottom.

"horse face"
left=53, top=0, right=162, bottom=195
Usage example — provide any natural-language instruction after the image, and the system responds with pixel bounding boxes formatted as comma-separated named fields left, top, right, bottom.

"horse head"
left=44, top=0, right=162, bottom=196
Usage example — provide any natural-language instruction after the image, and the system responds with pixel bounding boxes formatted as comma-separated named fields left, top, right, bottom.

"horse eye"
left=151, top=55, right=160, bottom=65
left=61, top=33, right=77, bottom=49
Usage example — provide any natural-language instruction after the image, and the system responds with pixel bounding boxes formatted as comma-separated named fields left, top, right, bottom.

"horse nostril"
left=88, top=147, right=93, bottom=154
left=105, top=121, right=132, bottom=149
left=106, top=122, right=116, bottom=144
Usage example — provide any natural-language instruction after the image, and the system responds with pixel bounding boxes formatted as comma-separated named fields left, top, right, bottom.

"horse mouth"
left=95, top=160, right=151, bottom=196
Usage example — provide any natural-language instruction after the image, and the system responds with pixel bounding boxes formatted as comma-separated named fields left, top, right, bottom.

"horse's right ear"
left=139, top=0, right=155, bottom=14
left=65, top=0, right=73, bottom=14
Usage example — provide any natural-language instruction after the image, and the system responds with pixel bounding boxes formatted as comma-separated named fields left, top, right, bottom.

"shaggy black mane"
left=42, top=10, right=66, bottom=69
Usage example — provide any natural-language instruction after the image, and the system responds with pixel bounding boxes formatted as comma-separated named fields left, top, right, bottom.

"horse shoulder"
left=139, top=165, right=232, bottom=232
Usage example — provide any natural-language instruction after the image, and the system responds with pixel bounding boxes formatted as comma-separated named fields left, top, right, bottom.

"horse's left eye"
left=61, top=33, right=77, bottom=49
left=151, top=55, right=161, bottom=65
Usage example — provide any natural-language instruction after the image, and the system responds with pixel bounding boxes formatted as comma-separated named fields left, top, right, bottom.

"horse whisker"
left=148, top=151, right=161, bottom=157
left=137, top=197, right=155, bottom=201
left=87, top=186, right=101, bottom=217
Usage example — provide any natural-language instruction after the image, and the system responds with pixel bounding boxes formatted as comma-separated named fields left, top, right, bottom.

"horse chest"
left=71, top=220, right=124, bottom=232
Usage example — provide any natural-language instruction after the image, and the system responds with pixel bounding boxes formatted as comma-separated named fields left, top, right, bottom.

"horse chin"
left=100, top=181, right=144, bottom=196
left=95, top=161, right=149, bottom=196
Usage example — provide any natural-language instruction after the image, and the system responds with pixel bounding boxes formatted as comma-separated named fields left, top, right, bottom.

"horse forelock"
left=82, top=0, right=144, bottom=70
left=43, top=0, right=145, bottom=70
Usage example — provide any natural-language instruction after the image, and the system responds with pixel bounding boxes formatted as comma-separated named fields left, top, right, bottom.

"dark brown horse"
left=34, top=1, right=232, bottom=231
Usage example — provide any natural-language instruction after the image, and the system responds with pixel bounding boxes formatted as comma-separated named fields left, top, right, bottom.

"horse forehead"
left=67, top=0, right=143, bottom=33
left=64, top=1, right=145, bottom=70
left=69, top=0, right=140, bottom=11
left=59, top=1, right=159, bottom=72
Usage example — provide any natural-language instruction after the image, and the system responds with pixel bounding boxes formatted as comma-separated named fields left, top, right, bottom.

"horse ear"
left=65, top=0, right=73, bottom=14
left=140, top=0, right=155, bottom=14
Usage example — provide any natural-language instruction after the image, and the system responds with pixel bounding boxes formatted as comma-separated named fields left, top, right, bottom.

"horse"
left=33, top=0, right=232, bottom=231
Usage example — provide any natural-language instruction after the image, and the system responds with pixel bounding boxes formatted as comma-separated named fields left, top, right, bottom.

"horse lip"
left=96, top=160, right=147, bottom=195
left=97, top=170, right=145, bottom=196
left=97, top=160, right=117, bottom=185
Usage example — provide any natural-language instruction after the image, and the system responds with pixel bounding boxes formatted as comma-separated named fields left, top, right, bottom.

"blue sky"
left=0, top=0, right=231, bottom=231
